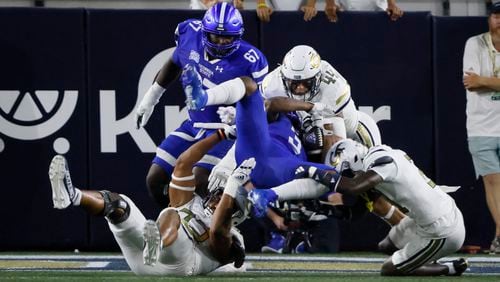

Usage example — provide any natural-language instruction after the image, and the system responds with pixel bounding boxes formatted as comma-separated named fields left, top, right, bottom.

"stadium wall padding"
left=0, top=8, right=491, bottom=251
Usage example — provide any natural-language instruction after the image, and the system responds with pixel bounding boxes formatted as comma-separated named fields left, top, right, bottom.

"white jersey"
left=110, top=195, right=224, bottom=276
left=261, top=61, right=359, bottom=137
left=463, top=32, right=500, bottom=137
left=363, top=145, right=456, bottom=229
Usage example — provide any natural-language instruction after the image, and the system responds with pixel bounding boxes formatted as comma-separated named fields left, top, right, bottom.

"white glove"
left=220, top=124, right=237, bottom=140
left=217, top=106, right=236, bottom=125
left=310, top=102, right=335, bottom=116
left=208, top=165, right=232, bottom=193
left=135, top=82, right=166, bottom=128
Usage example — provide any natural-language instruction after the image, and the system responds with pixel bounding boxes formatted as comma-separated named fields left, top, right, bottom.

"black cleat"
left=450, top=258, right=468, bottom=276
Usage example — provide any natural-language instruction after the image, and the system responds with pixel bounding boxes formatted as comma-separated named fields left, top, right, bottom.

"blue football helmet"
left=202, top=2, right=244, bottom=58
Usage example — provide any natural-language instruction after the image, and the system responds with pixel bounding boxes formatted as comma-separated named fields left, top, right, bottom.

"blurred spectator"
left=190, top=0, right=235, bottom=10
left=240, top=0, right=319, bottom=22
left=462, top=2, right=500, bottom=254
left=325, top=0, right=403, bottom=22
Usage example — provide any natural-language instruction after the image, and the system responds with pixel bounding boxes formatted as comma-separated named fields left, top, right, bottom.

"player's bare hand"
left=233, top=0, right=244, bottom=10
left=257, top=5, right=273, bottom=22
left=301, top=5, right=318, bottom=21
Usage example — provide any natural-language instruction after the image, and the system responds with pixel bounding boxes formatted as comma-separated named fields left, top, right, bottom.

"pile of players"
left=49, top=2, right=468, bottom=277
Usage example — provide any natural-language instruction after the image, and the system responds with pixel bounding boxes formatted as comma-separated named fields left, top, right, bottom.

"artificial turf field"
left=1, top=253, right=500, bottom=281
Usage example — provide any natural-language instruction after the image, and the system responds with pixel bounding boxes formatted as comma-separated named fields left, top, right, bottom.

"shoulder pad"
left=368, top=156, right=394, bottom=169
left=176, top=19, right=202, bottom=36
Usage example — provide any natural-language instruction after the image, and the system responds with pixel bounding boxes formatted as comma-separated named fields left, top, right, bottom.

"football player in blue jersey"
left=181, top=64, right=339, bottom=219
left=134, top=2, right=268, bottom=208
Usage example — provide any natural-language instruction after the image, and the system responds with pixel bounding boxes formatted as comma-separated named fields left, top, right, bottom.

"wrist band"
left=383, top=205, right=396, bottom=220
left=257, top=3, right=268, bottom=8
left=223, top=177, right=239, bottom=198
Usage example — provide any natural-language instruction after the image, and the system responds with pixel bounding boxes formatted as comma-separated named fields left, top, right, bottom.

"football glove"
left=135, top=82, right=165, bottom=128
left=217, top=106, right=236, bottom=125
left=301, top=124, right=324, bottom=153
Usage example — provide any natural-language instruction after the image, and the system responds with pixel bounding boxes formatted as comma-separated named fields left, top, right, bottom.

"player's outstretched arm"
left=209, top=158, right=255, bottom=265
left=265, top=96, right=314, bottom=113
left=336, top=170, right=383, bottom=195
left=170, top=128, right=233, bottom=207
left=135, top=52, right=182, bottom=128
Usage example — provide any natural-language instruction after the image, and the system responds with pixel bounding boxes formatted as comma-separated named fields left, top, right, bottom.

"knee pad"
left=99, top=190, right=130, bottom=224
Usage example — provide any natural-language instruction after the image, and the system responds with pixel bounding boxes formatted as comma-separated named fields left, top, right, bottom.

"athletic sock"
left=206, top=78, right=246, bottom=106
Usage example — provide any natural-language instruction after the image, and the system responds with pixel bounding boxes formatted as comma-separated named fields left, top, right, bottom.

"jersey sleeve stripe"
left=252, top=66, right=269, bottom=80
left=335, top=96, right=351, bottom=114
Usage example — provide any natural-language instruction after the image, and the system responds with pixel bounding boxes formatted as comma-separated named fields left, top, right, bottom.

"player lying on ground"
left=291, top=139, right=468, bottom=276
left=49, top=152, right=244, bottom=276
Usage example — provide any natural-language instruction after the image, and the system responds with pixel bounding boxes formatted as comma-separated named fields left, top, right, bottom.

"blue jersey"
left=235, top=92, right=316, bottom=188
left=172, top=19, right=269, bottom=123
left=268, top=114, right=307, bottom=161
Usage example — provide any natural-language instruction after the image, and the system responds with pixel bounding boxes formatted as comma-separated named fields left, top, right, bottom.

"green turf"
left=0, top=271, right=499, bottom=282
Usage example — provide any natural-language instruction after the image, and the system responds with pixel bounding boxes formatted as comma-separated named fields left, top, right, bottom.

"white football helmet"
left=325, top=139, right=368, bottom=172
left=203, top=185, right=249, bottom=226
left=280, top=45, right=322, bottom=101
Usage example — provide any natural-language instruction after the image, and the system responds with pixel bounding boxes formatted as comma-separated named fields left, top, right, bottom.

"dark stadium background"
left=0, top=8, right=490, bottom=252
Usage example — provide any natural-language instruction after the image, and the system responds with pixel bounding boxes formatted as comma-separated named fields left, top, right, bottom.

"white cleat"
left=143, top=220, right=161, bottom=266
left=48, top=155, right=75, bottom=209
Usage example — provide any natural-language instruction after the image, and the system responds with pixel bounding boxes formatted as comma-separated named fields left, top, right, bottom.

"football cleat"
left=490, top=236, right=500, bottom=254
left=182, top=64, right=207, bottom=110
left=143, top=220, right=161, bottom=266
left=294, top=241, right=307, bottom=254
left=261, top=232, right=285, bottom=253
left=248, top=188, right=277, bottom=218
left=450, top=258, right=468, bottom=276
left=48, top=155, right=76, bottom=209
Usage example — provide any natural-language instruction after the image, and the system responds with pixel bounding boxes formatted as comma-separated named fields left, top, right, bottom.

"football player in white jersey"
left=260, top=45, right=406, bottom=240
left=296, top=139, right=468, bottom=276
left=262, top=45, right=381, bottom=153
left=48, top=131, right=245, bottom=276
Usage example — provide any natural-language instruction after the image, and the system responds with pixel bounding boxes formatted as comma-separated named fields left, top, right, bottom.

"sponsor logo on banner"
left=0, top=90, right=78, bottom=154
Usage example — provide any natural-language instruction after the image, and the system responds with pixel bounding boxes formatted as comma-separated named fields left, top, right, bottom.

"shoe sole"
left=261, top=246, right=283, bottom=254
left=49, top=155, right=71, bottom=209
left=143, top=220, right=161, bottom=266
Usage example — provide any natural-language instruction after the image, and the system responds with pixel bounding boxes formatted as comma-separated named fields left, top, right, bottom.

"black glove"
left=301, top=125, right=324, bottom=154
